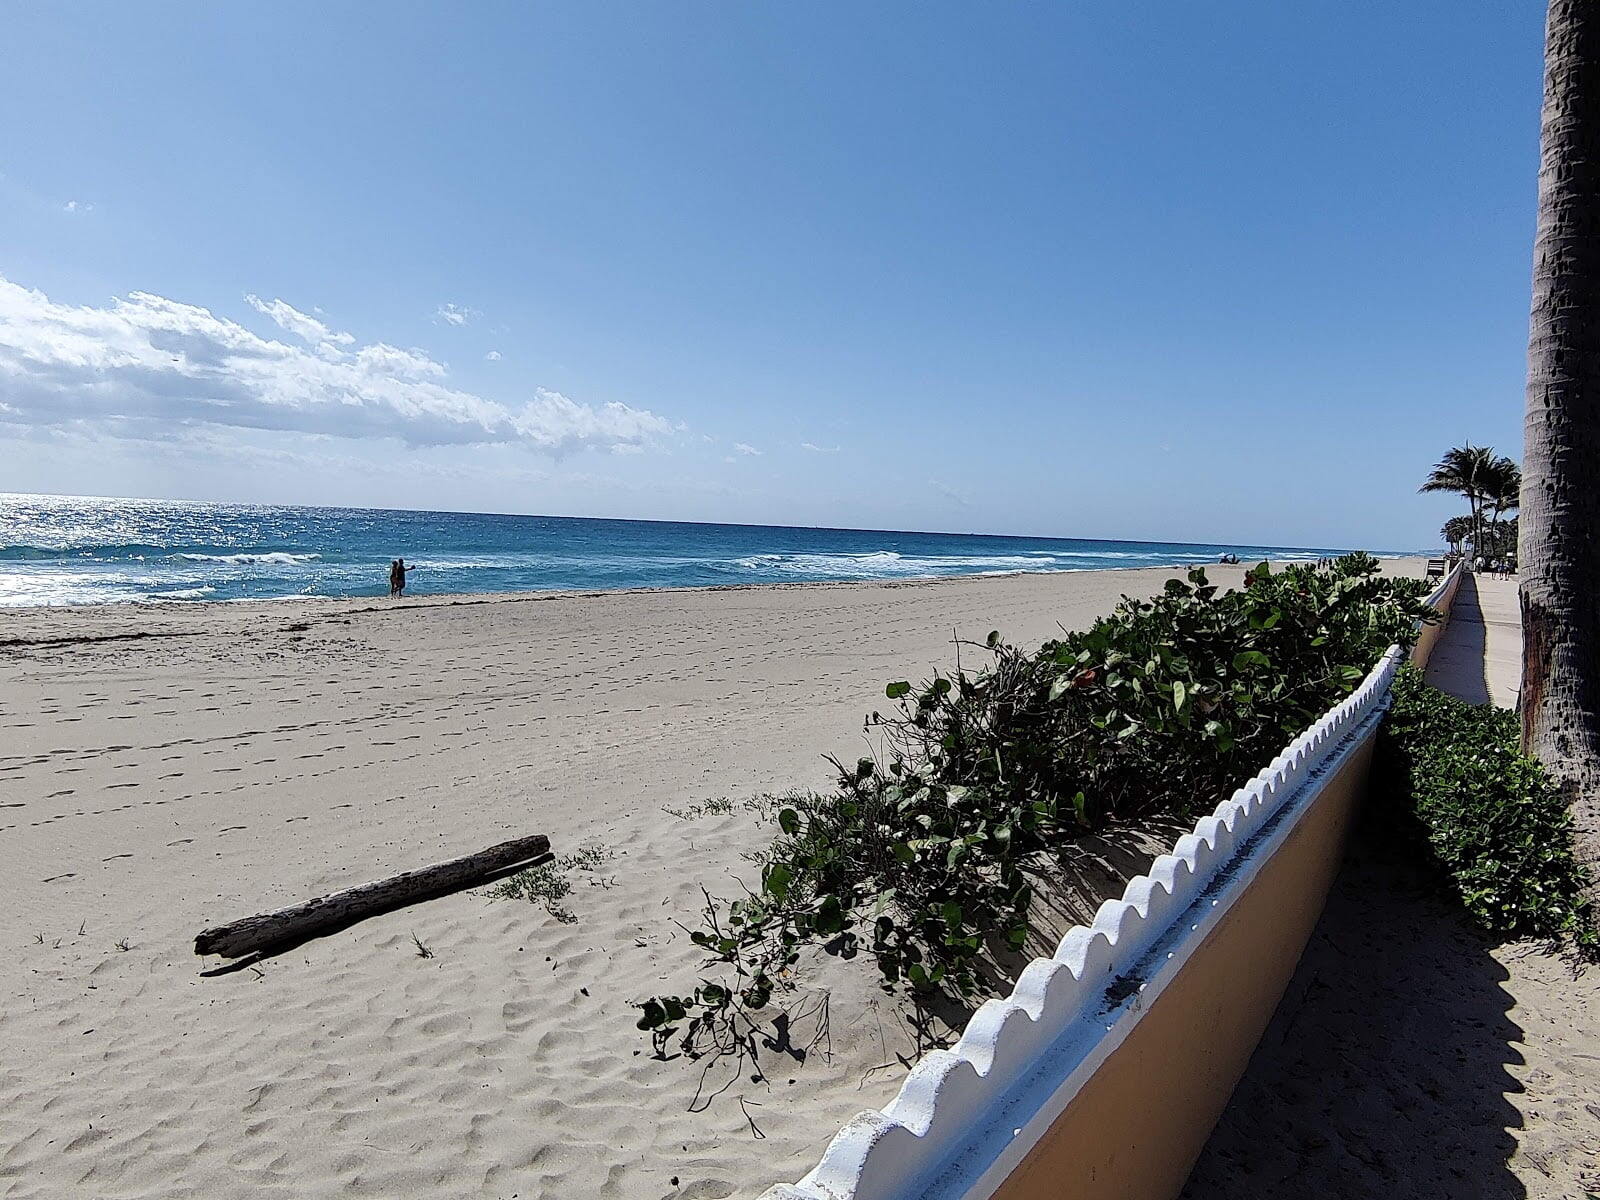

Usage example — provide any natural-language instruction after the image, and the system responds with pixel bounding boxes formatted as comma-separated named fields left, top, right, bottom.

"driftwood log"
left=194, top=833, right=552, bottom=959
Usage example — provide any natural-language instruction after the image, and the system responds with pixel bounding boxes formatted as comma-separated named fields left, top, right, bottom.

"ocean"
left=0, top=493, right=1351, bottom=607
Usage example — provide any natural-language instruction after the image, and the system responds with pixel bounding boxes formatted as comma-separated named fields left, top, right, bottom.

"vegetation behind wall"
left=1375, top=667, right=1595, bottom=953
left=637, top=555, right=1436, bottom=1061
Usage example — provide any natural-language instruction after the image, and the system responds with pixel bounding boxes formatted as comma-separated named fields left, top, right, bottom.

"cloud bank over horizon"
left=0, top=274, right=672, bottom=457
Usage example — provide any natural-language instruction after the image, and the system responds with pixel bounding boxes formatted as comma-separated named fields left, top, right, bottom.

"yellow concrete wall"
left=760, top=565, right=1472, bottom=1200
left=987, top=738, right=1373, bottom=1200
left=1410, top=565, right=1463, bottom=668
left=982, top=564, right=1464, bottom=1200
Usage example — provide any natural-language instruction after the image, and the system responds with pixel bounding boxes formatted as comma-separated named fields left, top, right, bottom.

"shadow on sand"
left=1423, top=572, right=1492, bottom=705
left=1180, top=821, right=1528, bottom=1200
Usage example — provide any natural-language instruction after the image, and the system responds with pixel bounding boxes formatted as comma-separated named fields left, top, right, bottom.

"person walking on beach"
left=388, top=558, right=403, bottom=597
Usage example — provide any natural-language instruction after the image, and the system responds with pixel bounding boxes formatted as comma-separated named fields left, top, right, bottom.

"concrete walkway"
left=1423, top=572, right=1522, bottom=709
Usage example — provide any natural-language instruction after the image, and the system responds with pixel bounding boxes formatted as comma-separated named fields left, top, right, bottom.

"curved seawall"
left=762, top=563, right=1464, bottom=1200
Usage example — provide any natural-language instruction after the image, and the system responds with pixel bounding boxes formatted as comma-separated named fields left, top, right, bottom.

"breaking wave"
left=170, top=552, right=322, bottom=565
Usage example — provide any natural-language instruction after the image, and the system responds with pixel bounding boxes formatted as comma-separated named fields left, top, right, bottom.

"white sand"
left=0, top=562, right=1424, bottom=1199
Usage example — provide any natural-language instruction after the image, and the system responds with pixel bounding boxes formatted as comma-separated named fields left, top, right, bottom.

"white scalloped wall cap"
left=755, top=616, right=1418, bottom=1200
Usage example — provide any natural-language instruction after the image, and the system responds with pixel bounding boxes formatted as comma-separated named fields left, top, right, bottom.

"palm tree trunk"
left=1523, top=0, right=1600, bottom=915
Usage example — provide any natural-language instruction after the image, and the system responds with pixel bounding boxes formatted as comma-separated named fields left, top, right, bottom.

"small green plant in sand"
left=637, top=556, right=1435, bottom=1061
left=490, top=842, right=617, bottom=924
left=1375, top=667, right=1595, bottom=953
left=662, top=797, right=737, bottom=820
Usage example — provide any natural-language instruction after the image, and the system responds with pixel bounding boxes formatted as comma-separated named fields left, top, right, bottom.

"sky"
left=0, top=1, right=1544, bottom=550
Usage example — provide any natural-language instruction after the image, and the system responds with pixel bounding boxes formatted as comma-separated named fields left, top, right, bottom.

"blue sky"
left=0, top=1, right=1541, bottom=549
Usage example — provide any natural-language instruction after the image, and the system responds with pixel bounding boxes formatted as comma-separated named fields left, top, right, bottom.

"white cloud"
left=436, top=302, right=478, bottom=326
left=801, top=441, right=841, bottom=453
left=245, top=294, right=355, bottom=347
left=349, top=341, right=446, bottom=379
left=733, top=442, right=762, bottom=456
left=63, top=200, right=94, bottom=214
left=485, top=349, right=502, bottom=361
left=0, top=273, right=673, bottom=456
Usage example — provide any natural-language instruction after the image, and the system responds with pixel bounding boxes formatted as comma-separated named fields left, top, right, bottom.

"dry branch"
left=194, top=833, right=551, bottom=958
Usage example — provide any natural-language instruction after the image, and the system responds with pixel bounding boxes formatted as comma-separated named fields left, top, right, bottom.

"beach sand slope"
left=1, top=562, right=1430, bottom=1199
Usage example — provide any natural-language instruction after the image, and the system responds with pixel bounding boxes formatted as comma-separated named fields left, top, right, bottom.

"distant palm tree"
left=1485, top=456, right=1522, bottom=529
left=1523, top=0, right=1600, bottom=920
left=1440, top=515, right=1472, bottom=557
left=1474, top=456, right=1523, bottom=561
left=1419, top=444, right=1497, bottom=557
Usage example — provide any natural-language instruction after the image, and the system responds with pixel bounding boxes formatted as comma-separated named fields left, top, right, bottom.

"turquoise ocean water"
left=0, top=493, right=1355, bottom=607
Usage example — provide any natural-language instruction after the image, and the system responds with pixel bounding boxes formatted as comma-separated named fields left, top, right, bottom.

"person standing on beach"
left=388, top=558, right=402, bottom=596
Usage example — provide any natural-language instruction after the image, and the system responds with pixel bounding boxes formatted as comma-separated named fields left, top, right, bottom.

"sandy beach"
left=0, top=565, right=1243, bottom=1199
left=0, top=558, right=1472, bottom=1200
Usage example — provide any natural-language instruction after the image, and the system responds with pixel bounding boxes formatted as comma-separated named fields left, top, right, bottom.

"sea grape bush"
left=637, top=556, right=1435, bottom=1055
left=1375, top=667, right=1595, bottom=952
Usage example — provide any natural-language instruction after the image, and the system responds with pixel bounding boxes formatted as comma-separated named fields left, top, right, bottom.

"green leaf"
left=763, top=862, right=793, bottom=901
left=636, top=1000, right=666, bottom=1030
left=816, top=893, right=845, bottom=935
left=777, top=807, right=800, bottom=836
left=742, top=980, right=772, bottom=1009
left=1172, top=679, right=1188, bottom=714
left=885, top=681, right=911, bottom=699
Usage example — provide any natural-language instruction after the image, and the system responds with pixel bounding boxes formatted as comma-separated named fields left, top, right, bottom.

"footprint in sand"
left=167, top=838, right=194, bottom=846
left=101, top=853, right=133, bottom=862
left=42, top=873, right=76, bottom=882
